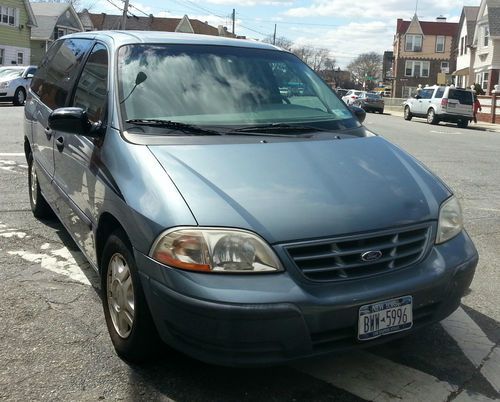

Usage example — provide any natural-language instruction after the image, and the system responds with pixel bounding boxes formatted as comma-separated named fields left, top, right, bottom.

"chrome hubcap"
left=18, top=90, right=25, bottom=104
left=30, top=165, right=37, bottom=206
left=107, top=253, right=135, bottom=338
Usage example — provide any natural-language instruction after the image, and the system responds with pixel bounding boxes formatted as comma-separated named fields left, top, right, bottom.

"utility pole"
left=273, top=24, right=276, bottom=45
left=121, top=0, right=130, bottom=30
left=232, top=9, right=235, bottom=35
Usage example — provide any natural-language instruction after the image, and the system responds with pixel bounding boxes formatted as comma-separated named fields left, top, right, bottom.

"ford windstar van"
left=24, top=31, right=478, bottom=366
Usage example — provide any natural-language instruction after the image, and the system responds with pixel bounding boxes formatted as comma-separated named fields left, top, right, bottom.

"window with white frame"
left=441, top=61, right=449, bottom=73
left=17, top=52, right=23, bottom=65
left=436, top=36, right=445, bottom=52
left=0, top=6, right=17, bottom=26
left=405, top=60, right=430, bottom=77
left=476, top=72, right=489, bottom=90
left=405, top=34, right=422, bottom=51
left=465, top=35, right=468, bottom=54
left=460, top=37, right=464, bottom=55
left=0, top=48, right=4, bottom=65
left=484, top=26, right=489, bottom=47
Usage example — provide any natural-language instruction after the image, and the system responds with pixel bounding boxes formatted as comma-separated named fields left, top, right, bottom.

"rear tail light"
left=441, top=98, right=448, bottom=107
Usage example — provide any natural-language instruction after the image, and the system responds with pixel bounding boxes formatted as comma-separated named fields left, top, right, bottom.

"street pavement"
left=0, top=104, right=499, bottom=401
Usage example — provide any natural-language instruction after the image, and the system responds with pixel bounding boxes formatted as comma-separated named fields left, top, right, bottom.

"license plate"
left=358, top=296, right=413, bottom=341
left=448, top=103, right=456, bottom=108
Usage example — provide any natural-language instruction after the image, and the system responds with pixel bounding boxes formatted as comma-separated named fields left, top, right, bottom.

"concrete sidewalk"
left=385, top=108, right=500, bottom=133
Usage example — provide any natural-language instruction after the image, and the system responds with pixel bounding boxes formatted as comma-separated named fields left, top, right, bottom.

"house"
left=30, top=2, right=83, bottom=65
left=392, top=15, right=459, bottom=98
left=0, top=0, right=37, bottom=66
left=453, top=6, right=480, bottom=89
left=79, top=11, right=238, bottom=38
left=470, top=0, right=500, bottom=93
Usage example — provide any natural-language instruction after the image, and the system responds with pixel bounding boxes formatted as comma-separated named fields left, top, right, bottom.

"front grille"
left=285, top=224, right=432, bottom=281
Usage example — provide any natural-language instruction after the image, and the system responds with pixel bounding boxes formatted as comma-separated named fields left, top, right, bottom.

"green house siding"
left=30, top=39, right=45, bottom=65
left=0, top=0, right=32, bottom=48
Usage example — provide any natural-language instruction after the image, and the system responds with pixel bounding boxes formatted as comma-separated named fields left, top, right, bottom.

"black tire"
left=13, top=87, right=26, bottom=106
left=101, top=229, right=160, bottom=363
left=28, top=153, right=53, bottom=219
left=404, top=106, right=412, bottom=120
left=427, top=108, right=438, bottom=125
left=457, top=119, right=468, bottom=129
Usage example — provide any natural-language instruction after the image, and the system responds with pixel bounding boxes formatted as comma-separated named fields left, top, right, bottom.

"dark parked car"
left=24, top=31, right=478, bottom=367
left=354, top=92, right=385, bottom=113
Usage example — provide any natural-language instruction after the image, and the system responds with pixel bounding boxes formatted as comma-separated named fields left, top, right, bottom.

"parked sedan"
left=354, top=92, right=385, bottom=113
left=0, top=65, right=37, bottom=105
left=25, top=32, right=477, bottom=367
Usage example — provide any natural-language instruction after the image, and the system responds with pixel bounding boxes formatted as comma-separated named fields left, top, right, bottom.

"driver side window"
left=72, top=43, right=109, bottom=123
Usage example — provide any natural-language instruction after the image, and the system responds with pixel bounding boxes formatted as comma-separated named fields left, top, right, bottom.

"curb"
left=384, top=110, right=500, bottom=133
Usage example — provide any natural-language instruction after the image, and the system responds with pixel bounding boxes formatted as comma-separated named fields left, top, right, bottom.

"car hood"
left=148, top=136, right=450, bottom=244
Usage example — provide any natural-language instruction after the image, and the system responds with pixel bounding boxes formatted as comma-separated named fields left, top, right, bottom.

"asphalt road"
left=0, top=105, right=499, bottom=402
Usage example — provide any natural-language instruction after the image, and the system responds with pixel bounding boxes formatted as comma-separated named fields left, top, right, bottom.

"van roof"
left=61, top=30, right=283, bottom=52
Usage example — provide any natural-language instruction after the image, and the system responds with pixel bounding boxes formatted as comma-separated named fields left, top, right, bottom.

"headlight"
left=150, top=228, right=282, bottom=273
left=436, top=196, right=463, bottom=244
left=0, top=81, right=11, bottom=89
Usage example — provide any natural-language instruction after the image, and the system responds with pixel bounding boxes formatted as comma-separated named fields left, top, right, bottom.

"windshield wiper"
left=231, top=123, right=327, bottom=134
left=126, top=119, right=222, bottom=136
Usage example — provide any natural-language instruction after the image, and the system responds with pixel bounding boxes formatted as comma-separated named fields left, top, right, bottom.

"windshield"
left=0, top=68, right=23, bottom=80
left=117, top=44, right=358, bottom=131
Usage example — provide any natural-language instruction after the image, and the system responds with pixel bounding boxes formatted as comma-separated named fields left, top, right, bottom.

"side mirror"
left=349, top=105, right=366, bottom=123
left=48, top=107, right=102, bottom=137
left=26, top=73, right=34, bottom=79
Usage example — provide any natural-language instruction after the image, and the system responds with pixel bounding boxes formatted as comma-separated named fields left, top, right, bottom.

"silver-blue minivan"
left=24, top=31, right=478, bottom=366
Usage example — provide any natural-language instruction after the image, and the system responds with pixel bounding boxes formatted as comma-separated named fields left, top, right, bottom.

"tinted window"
left=448, top=89, right=473, bottom=105
left=366, top=93, right=381, bottom=99
left=31, top=38, right=92, bottom=110
left=26, top=67, right=37, bottom=76
left=420, top=89, right=433, bottom=99
left=434, top=88, right=445, bottom=99
left=73, top=43, right=108, bottom=123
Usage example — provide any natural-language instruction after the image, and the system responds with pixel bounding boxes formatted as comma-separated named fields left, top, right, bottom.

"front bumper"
left=137, top=230, right=478, bottom=366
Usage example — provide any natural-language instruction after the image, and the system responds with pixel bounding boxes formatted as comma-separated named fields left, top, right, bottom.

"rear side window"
left=31, top=38, right=93, bottom=110
left=434, top=88, right=445, bottom=98
left=420, top=89, right=433, bottom=99
left=72, top=43, right=109, bottom=123
left=448, top=89, right=473, bottom=105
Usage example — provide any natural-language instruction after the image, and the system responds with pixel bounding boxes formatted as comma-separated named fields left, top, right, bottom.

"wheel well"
left=95, top=213, right=130, bottom=271
left=16, top=86, right=26, bottom=93
left=24, top=137, right=31, bottom=162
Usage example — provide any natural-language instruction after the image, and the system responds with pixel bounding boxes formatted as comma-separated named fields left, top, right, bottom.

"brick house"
left=79, top=11, right=238, bottom=38
left=392, top=15, right=459, bottom=98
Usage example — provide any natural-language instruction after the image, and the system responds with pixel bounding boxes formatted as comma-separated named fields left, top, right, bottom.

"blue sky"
left=91, top=0, right=468, bottom=67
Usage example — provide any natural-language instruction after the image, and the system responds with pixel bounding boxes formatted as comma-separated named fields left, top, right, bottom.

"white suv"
left=342, top=89, right=363, bottom=105
left=403, top=86, right=474, bottom=128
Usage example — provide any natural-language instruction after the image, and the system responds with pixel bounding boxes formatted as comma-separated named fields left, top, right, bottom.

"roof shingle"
left=396, top=18, right=459, bottom=37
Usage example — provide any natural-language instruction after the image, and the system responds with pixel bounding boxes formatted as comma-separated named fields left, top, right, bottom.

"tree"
left=262, top=35, right=293, bottom=51
left=347, top=52, right=382, bottom=90
left=293, top=46, right=335, bottom=72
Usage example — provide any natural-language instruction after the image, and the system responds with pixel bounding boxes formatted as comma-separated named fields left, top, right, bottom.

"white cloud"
left=285, top=0, right=462, bottom=20
left=291, top=21, right=394, bottom=68
left=206, top=0, right=292, bottom=5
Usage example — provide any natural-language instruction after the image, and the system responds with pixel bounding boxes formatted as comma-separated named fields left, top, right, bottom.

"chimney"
left=436, top=15, right=447, bottom=22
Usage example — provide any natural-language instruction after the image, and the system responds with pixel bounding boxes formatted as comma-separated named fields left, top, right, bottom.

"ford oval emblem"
left=361, top=250, right=383, bottom=262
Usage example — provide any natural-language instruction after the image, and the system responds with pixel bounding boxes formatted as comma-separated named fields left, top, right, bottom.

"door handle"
left=44, top=127, right=52, bottom=140
left=56, top=136, right=64, bottom=152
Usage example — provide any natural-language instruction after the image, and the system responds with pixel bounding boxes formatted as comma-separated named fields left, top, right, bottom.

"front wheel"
left=28, top=153, right=52, bottom=219
left=427, top=109, right=438, bottom=125
left=404, top=106, right=412, bottom=120
left=101, top=230, right=160, bottom=363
